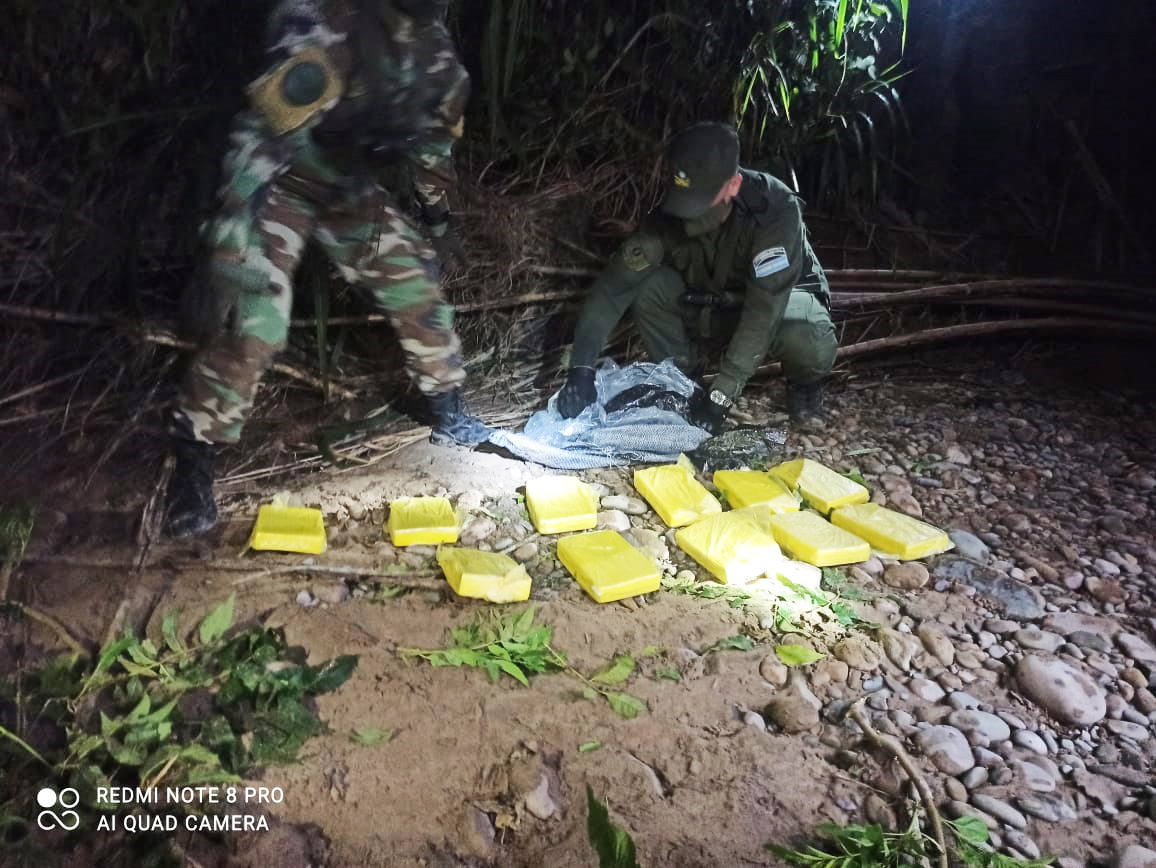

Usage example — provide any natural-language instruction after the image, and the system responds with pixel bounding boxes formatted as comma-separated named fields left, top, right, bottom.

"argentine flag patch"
left=753, top=246, right=789, bottom=278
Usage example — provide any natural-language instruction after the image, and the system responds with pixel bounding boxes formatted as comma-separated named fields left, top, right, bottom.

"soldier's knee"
left=633, top=267, right=686, bottom=312
left=779, top=317, right=836, bottom=382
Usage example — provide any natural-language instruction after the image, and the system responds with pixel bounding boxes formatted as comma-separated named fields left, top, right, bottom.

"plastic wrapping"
left=436, top=547, right=532, bottom=603
left=688, top=426, right=788, bottom=475
left=386, top=496, right=460, bottom=546
left=674, top=506, right=783, bottom=584
left=487, top=360, right=711, bottom=469
left=633, top=464, right=722, bottom=528
left=603, top=384, right=693, bottom=415
left=770, top=458, right=870, bottom=514
left=830, top=503, right=953, bottom=560
left=524, top=476, right=599, bottom=534
left=249, top=505, right=327, bottom=555
left=713, top=469, right=800, bottom=513
left=745, top=559, right=823, bottom=594
left=557, top=530, right=662, bottom=603
left=767, top=510, right=871, bottom=566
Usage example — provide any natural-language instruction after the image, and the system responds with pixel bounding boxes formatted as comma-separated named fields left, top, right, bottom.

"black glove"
left=558, top=366, right=597, bottom=418
left=430, top=228, right=467, bottom=272
left=688, top=386, right=733, bottom=435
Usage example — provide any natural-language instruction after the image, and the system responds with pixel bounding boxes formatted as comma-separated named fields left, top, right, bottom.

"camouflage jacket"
left=226, top=0, right=469, bottom=218
left=571, top=170, right=830, bottom=400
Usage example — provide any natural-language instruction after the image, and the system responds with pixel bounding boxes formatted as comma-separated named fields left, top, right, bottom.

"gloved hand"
left=557, top=366, right=597, bottom=419
left=688, top=385, right=733, bottom=435
left=430, top=228, right=467, bottom=272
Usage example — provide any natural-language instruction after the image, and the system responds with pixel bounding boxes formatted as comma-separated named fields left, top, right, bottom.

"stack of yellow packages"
left=633, top=464, right=721, bottom=527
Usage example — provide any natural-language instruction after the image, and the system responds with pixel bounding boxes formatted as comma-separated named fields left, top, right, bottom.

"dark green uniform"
left=571, top=170, right=836, bottom=401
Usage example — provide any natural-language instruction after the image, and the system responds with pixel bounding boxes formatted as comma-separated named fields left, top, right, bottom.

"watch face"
left=709, top=389, right=733, bottom=408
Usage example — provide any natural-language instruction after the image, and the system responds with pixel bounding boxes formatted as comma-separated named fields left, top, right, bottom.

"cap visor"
left=660, top=186, right=716, bottom=219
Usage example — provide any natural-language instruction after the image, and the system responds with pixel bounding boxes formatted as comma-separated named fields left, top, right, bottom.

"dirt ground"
left=5, top=342, right=1156, bottom=868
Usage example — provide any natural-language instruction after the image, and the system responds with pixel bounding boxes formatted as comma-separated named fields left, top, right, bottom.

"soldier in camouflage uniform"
left=166, top=0, right=489, bottom=538
left=558, top=122, right=837, bottom=432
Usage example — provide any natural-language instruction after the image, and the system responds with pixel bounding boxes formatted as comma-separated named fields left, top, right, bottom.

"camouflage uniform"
left=176, top=0, right=469, bottom=444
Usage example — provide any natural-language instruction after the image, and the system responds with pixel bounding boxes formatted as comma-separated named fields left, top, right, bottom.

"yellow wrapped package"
left=830, top=503, right=952, bottom=560
left=525, top=476, right=599, bottom=534
left=767, top=510, right=870, bottom=566
left=436, top=547, right=532, bottom=603
left=713, top=470, right=800, bottom=513
left=770, top=458, right=870, bottom=514
left=557, top=531, right=661, bottom=603
left=746, top=559, right=823, bottom=595
left=249, top=504, right=327, bottom=555
left=387, top=496, right=460, bottom=546
left=633, top=465, right=721, bottom=528
left=674, top=506, right=783, bottom=584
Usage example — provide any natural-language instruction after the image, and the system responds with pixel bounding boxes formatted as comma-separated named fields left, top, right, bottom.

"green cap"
left=659, top=122, right=740, bottom=219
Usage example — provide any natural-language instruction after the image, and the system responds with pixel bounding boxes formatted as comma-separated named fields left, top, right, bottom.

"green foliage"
left=0, top=503, right=36, bottom=572
left=587, top=785, right=641, bottom=868
left=400, top=606, right=566, bottom=687
left=350, top=727, right=395, bottom=747
left=775, top=644, right=825, bottom=666
left=578, top=740, right=602, bottom=753
left=769, top=814, right=1053, bottom=868
left=710, top=634, right=756, bottom=652
left=843, top=468, right=869, bottom=488
left=401, top=608, right=647, bottom=720
left=0, top=598, right=358, bottom=821
left=733, top=0, right=909, bottom=207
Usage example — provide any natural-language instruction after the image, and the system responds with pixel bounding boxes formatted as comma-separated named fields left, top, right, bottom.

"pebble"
left=759, top=655, right=789, bottom=687
left=601, top=495, right=649, bottom=515
left=1015, top=628, right=1065, bottom=652
left=1012, top=730, right=1049, bottom=755
left=880, top=629, right=920, bottom=670
left=1014, top=655, right=1107, bottom=726
left=960, top=767, right=987, bottom=789
left=513, top=542, right=539, bottom=561
left=312, top=582, right=351, bottom=605
left=764, top=676, right=821, bottom=733
left=523, top=773, right=558, bottom=820
left=917, top=623, right=956, bottom=666
left=949, top=709, right=1012, bottom=742
left=947, top=691, right=981, bottom=711
left=882, top=562, right=930, bottom=590
left=1117, top=633, right=1156, bottom=665
left=914, top=725, right=975, bottom=775
left=971, top=793, right=1027, bottom=829
left=1114, top=845, right=1156, bottom=868
left=909, top=678, right=946, bottom=702
left=1104, top=719, right=1151, bottom=742
left=944, top=777, right=968, bottom=802
left=832, top=636, right=883, bottom=671
left=948, top=529, right=990, bottom=562
left=944, top=799, right=998, bottom=830
left=1015, top=792, right=1077, bottom=823
left=1070, top=630, right=1112, bottom=654
left=743, top=710, right=767, bottom=732
left=596, top=510, right=631, bottom=532
left=1004, top=830, right=1041, bottom=860
left=1009, top=760, right=1056, bottom=792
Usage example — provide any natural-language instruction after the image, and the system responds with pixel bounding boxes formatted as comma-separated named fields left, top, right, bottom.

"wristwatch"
left=709, top=389, right=734, bottom=411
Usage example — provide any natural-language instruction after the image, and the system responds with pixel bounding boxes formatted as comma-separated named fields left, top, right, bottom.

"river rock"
left=948, top=529, right=991, bottom=563
left=1015, top=655, right=1106, bottom=726
left=759, top=654, right=789, bottom=687
left=880, top=629, right=921, bottom=670
left=1012, top=730, right=1049, bottom=755
left=971, top=793, right=1027, bottom=829
left=1015, top=792, right=1078, bottom=823
left=914, top=725, right=975, bottom=775
left=1117, top=633, right=1156, bottom=666
left=1114, top=845, right=1156, bottom=868
left=917, top=623, right=956, bottom=666
left=596, top=509, right=631, bottom=532
left=882, top=562, right=930, bottom=590
left=1043, top=612, right=1122, bottom=638
left=1015, top=628, right=1064, bottom=652
left=948, top=709, right=1012, bottom=742
left=832, top=635, right=884, bottom=671
left=934, top=558, right=1045, bottom=619
left=1009, top=760, right=1056, bottom=793
left=764, top=675, right=821, bottom=733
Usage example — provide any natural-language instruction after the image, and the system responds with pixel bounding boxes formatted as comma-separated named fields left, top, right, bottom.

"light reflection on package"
left=488, top=360, right=711, bottom=470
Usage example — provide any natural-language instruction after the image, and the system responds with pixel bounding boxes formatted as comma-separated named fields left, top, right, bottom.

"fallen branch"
left=6, top=603, right=91, bottom=659
left=848, top=699, right=948, bottom=868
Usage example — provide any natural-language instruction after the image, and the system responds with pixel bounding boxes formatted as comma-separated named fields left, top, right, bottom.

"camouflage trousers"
left=174, top=171, right=465, bottom=445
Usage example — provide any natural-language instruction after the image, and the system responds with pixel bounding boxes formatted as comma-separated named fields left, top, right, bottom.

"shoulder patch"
left=753, top=246, right=789, bottom=278
left=622, top=241, right=649, bottom=271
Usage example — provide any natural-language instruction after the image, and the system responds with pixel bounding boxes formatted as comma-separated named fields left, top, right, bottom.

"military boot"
left=786, top=381, right=825, bottom=424
left=428, top=389, right=492, bottom=446
left=164, top=437, right=218, bottom=538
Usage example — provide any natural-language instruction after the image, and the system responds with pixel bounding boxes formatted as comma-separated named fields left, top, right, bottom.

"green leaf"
left=496, top=659, right=529, bottom=686
left=636, top=645, right=661, bottom=658
left=590, top=654, right=635, bottom=685
left=586, top=785, right=640, bottom=868
left=198, top=593, right=236, bottom=645
left=306, top=654, right=358, bottom=694
left=951, top=816, right=989, bottom=846
left=775, top=644, right=826, bottom=666
left=656, top=667, right=682, bottom=682
left=162, top=611, right=186, bottom=654
left=578, top=741, right=602, bottom=753
left=605, top=692, right=645, bottom=720
left=581, top=686, right=600, bottom=702
left=711, top=634, right=755, bottom=652
left=351, top=727, right=395, bottom=747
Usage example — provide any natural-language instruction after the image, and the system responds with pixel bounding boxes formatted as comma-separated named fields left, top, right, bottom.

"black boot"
left=428, top=389, right=492, bottom=447
left=164, top=437, right=218, bottom=538
left=786, top=381, right=825, bottom=424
